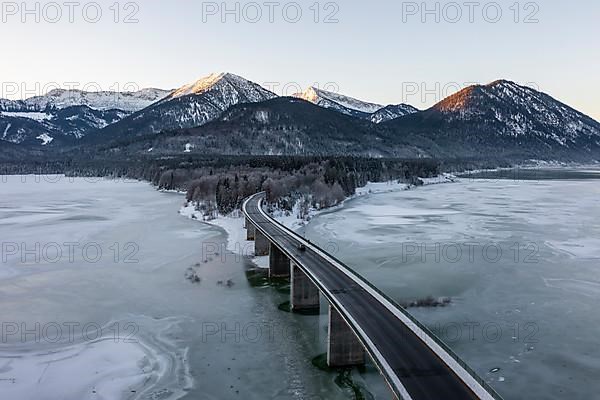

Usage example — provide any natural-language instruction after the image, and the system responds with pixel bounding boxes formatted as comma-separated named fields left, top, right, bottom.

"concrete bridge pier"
left=255, top=230, right=270, bottom=256
left=290, top=263, right=320, bottom=312
left=327, top=305, right=366, bottom=367
left=269, top=243, right=290, bottom=278
left=246, top=219, right=256, bottom=241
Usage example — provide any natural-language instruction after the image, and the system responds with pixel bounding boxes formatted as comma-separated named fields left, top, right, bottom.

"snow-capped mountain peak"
left=166, top=73, right=230, bottom=100
left=295, top=86, right=417, bottom=123
left=296, top=86, right=383, bottom=115
left=164, top=72, right=275, bottom=102
left=396, top=79, right=600, bottom=153
left=96, top=73, right=277, bottom=140
left=434, top=80, right=548, bottom=115
left=432, top=80, right=600, bottom=140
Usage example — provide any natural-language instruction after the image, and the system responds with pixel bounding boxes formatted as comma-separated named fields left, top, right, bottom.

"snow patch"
left=254, top=110, right=270, bottom=123
left=36, top=133, right=54, bottom=145
left=179, top=205, right=268, bottom=267
left=355, top=181, right=411, bottom=196
left=1, top=111, right=53, bottom=121
left=2, top=123, right=11, bottom=139
left=419, top=173, right=458, bottom=186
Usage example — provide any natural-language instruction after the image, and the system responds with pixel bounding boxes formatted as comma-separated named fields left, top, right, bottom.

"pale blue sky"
left=1, top=0, right=598, bottom=119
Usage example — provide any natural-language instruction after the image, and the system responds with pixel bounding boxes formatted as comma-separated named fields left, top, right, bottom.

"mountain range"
left=1, top=73, right=599, bottom=163
left=102, top=97, right=424, bottom=158
left=0, top=88, right=170, bottom=146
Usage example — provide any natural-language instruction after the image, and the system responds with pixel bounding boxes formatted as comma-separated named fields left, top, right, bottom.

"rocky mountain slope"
left=91, top=73, right=277, bottom=142
left=295, top=86, right=418, bottom=123
left=0, top=107, right=127, bottom=146
left=0, top=88, right=170, bottom=146
left=370, top=104, right=419, bottom=124
left=384, top=80, right=600, bottom=161
left=21, top=88, right=171, bottom=112
left=100, top=97, right=424, bottom=158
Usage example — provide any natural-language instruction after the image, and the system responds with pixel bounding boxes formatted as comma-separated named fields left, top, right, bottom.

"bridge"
left=242, top=193, right=502, bottom=400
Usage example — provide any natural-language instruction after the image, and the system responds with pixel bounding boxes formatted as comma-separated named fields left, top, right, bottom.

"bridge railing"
left=249, top=194, right=503, bottom=400
left=324, top=253, right=504, bottom=400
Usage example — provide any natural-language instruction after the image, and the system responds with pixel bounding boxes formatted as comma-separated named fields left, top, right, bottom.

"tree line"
left=0, top=155, right=442, bottom=216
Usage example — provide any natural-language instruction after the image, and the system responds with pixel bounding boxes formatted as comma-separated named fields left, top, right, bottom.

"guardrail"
left=243, top=193, right=503, bottom=400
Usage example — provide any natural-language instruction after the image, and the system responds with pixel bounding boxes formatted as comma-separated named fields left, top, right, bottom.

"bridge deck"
left=244, top=193, right=501, bottom=400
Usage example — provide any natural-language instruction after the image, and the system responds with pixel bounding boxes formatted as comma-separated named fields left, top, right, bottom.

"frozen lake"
left=0, top=176, right=364, bottom=400
left=304, top=169, right=600, bottom=399
left=3, top=170, right=599, bottom=399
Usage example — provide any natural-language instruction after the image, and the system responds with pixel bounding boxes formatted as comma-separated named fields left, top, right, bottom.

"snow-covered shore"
left=179, top=175, right=457, bottom=266
left=452, top=160, right=600, bottom=177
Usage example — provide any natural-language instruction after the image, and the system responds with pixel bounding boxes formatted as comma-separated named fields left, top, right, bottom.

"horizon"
left=3, top=72, right=593, bottom=118
left=1, top=0, right=598, bottom=120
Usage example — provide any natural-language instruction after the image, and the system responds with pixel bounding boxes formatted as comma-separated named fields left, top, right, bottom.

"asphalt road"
left=244, top=194, right=497, bottom=400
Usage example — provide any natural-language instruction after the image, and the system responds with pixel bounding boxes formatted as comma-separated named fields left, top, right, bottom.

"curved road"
left=243, top=193, right=502, bottom=400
